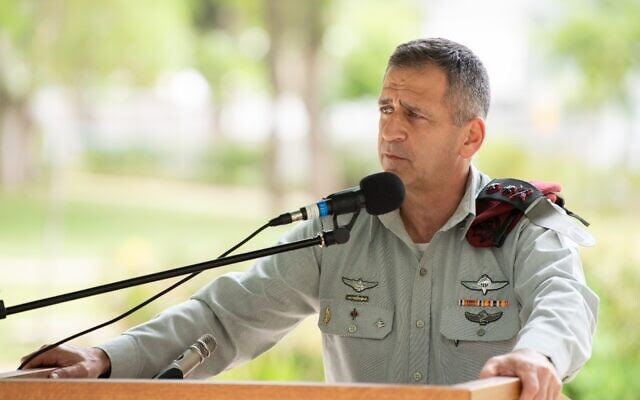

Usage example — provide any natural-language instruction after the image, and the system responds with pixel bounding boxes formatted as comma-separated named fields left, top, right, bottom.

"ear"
left=458, top=117, right=485, bottom=159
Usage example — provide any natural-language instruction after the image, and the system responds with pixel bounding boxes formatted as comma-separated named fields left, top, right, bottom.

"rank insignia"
left=342, top=277, right=379, bottom=293
left=345, top=294, right=369, bottom=303
left=464, top=310, right=503, bottom=326
left=458, top=299, right=508, bottom=308
left=323, top=305, right=331, bottom=325
left=461, top=274, right=508, bottom=295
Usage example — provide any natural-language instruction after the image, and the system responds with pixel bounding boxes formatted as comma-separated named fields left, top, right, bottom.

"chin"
left=382, top=166, right=409, bottom=185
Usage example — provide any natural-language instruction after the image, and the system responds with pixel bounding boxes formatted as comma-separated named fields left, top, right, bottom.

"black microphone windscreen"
left=360, top=172, right=405, bottom=215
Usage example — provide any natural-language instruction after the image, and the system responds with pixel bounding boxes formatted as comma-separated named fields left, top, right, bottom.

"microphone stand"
left=0, top=228, right=350, bottom=320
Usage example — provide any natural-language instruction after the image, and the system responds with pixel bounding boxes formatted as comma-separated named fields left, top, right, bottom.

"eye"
left=407, top=110, right=420, bottom=119
left=380, top=105, right=393, bottom=114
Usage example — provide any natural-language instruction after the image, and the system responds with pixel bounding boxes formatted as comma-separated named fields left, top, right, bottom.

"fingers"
left=49, top=362, right=92, bottom=379
left=544, top=371, right=562, bottom=400
left=479, top=355, right=516, bottom=379
left=519, top=368, right=539, bottom=400
left=531, top=363, right=561, bottom=400
left=19, top=344, right=107, bottom=379
left=20, top=346, right=61, bottom=369
left=478, top=357, right=500, bottom=378
left=478, top=350, right=561, bottom=400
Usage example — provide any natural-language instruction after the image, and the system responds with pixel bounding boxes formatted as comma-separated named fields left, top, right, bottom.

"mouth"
left=382, top=153, right=408, bottom=161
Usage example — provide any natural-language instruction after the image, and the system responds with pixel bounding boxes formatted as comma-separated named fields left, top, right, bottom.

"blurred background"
left=0, top=0, right=638, bottom=398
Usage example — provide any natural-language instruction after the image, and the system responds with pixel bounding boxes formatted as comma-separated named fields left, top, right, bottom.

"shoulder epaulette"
left=466, top=178, right=593, bottom=248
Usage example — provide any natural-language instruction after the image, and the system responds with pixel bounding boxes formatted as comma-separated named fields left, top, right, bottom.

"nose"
left=379, top=112, right=408, bottom=142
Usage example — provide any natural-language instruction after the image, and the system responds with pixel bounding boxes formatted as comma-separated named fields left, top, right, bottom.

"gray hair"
left=387, top=38, right=490, bottom=126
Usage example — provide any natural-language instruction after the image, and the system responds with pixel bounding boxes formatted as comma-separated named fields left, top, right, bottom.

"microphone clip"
left=318, top=207, right=360, bottom=247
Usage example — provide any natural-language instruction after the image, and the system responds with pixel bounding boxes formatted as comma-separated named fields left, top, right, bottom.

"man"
left=21, top=38, right=598, bottom=400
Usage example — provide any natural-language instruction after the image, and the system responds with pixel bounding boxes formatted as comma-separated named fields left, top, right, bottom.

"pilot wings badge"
left=342, top=277, right=378, bottom=293
left=461, top=274, right=508, bottom=295
left=465, top=310, right=503, bottom=326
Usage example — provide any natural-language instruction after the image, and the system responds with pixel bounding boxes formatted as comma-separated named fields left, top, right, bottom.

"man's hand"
left=20, top=344, right=111, bottom=379
left=479, top=348, right=562, bottom=400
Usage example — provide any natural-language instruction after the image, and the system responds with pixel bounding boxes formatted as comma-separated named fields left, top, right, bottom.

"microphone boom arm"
left=0, top=228, right=350, bottom=320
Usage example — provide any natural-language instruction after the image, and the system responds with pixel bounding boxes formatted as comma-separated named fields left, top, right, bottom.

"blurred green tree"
left=0, top=0, right=193, bottom=187
left=544, top=3, right=640, bottom=399
left=548, top=0, right=640, bottom=168
left=326, top=0, right=421, bottom=100
left=0, top=1, right=38, bottom=187
left=189, top=0, right=267, bottom=142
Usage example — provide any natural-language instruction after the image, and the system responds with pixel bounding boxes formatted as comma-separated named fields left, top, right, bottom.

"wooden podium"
left=0, top=370, right=569, bottom=400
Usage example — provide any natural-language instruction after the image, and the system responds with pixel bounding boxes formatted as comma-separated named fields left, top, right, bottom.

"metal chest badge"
left=464, top=310, right=503, bottom=326
left=342, top=277, right=379, bottom=293
left=461, top=274, right=508, bottom=295
left=323, top=305, right=331, bottom=325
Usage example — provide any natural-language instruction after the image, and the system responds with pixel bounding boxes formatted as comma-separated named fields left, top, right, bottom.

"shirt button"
left=348, top=324, right=358, bottom=333
left=413, top=372, right=423, bottom=381
left=477, top=328, right=486, bottom=337
left=416, top=320, right=425, bottom=328
left=419, top=268, right=427, bottom=276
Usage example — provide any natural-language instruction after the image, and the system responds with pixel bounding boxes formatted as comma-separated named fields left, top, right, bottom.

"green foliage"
left=199, top=141, right=266, bottom=185
left=326, top=0, right=421, bottom=100
left=82, top=142, right=268, bottom=186
left=84, top=148, right=162, bottom=177
left=0, top=1, right=34, bottom=47
left=195, top=29, right=267, bottom=99
left=33, top=0, right=193, bottom=86
left=564, top=244, right=640, bottom=399
left=546, top=0, right=640, bottom=109
left=214, top=345, right=324, bottom=381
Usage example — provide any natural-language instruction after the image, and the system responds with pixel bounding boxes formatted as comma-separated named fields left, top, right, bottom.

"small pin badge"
left=375, top=319, right=385, bottom=328
left=345, top=294, right=369, bottom=303
left=464, top=310, right=503, bottom=326
left=350, top=308, right=359, bottom=320
left=342, top=277, right=378, bottom=293
left=461, top=274, right=508, bottom=295
left=323, top=305, right=331, bottom=325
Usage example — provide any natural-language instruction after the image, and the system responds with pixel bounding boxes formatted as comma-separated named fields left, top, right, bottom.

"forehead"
left=379, top=65, right=448, bottom=105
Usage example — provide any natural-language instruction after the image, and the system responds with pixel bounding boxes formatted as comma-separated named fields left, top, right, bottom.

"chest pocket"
left=317, top=299, right=393, bottom=339
left=440, top=271, right=520, bottom=342
left=440, top=303, right=519, bottom=342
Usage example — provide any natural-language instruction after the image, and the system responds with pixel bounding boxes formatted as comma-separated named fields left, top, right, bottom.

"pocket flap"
left=318, top=300, right=393, bottom=339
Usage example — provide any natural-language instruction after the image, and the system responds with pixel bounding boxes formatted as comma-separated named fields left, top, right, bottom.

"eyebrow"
left=378, top=98, right=435, bottom=120
left=401, top=100, right=434, bottom=120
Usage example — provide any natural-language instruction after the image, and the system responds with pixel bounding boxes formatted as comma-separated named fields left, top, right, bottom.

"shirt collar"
left=375, top=164, right=490, bottom=245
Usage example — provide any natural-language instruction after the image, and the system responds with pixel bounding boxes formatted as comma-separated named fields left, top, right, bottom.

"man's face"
left=378, top=65, right=467, bottom=191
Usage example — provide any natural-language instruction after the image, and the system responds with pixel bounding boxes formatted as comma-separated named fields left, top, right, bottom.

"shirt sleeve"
left=510, top=220, right=599, bottom=382
left=97, top=219, right=323, bottom=378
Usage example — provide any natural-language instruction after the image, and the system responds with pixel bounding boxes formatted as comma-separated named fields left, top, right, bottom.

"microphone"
left=154, top=334, right=217, bottom=379
left=268, top=172, right=405, bottom=227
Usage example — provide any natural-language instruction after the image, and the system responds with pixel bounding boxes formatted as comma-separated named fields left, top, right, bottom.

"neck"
left=400, top=166, right=470, bottom=243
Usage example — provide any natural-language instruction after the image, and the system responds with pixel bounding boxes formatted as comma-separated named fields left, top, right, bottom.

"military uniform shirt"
left=98, top=165, right=598, bottom=384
